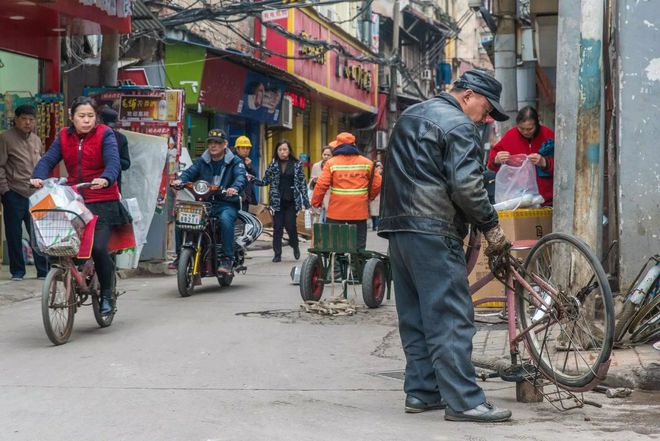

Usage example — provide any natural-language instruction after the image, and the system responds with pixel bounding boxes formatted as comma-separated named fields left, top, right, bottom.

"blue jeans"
left=388, top=232, right=485, bottom=412
left=1, top=190, right=49, bottom=278
left=211, top=202, right=238, bottom=260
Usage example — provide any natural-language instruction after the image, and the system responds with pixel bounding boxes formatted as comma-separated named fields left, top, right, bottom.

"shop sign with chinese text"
left=78, top=0, right=132, bottom=17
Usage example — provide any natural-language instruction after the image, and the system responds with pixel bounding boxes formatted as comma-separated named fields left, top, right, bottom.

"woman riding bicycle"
left=31, top=96, right=130, bottom=315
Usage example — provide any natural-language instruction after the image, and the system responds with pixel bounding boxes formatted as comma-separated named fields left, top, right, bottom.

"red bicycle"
left=31, top=185, right=117, bottom=345
left=466, top=229, right=615, bottom=391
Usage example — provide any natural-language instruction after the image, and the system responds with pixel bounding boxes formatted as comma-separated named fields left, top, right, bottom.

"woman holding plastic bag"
left=31, top=96, right=131, bottom=315
left=487, top=106, right=555, bottom=206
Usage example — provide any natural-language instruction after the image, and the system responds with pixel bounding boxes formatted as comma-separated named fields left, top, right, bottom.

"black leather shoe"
left=404, top=395, right=447, bottom=413
left=293, top=247, right=301, bottom=260
left=99, top=290, right=114, bottom=315
left=444, top=401, right=512, bottom=422
left=272, top=255, right=281, bottom=262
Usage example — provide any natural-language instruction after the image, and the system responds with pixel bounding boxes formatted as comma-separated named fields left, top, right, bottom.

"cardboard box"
left=296, top=210, right=313, bottom=239
left=468, top=208, right=553, bottom=307
left=249, top=204, right=273, bottom=228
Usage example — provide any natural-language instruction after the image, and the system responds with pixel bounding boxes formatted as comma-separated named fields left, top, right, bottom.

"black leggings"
left=92, top=222, right=114, bottom=291
left=272, top=200, right=298, bottom=257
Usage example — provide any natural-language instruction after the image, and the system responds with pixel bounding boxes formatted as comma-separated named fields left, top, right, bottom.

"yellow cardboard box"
left=468, top=208, right=553, bottom=307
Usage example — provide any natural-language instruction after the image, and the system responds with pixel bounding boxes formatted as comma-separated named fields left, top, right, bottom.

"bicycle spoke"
left=515, top=233, right=614, bottom=389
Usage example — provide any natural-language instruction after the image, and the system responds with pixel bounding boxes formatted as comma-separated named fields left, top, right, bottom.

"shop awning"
left=165, top=38, right=312, bottom=98
left=2, top=0, right=131, bottom=36
left=131, top=0, right=165, bottom=33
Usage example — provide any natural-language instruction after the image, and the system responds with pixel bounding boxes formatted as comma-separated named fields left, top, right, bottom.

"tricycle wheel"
left=362, top=258, right=386, bottom=308
left=177, top=248, right=196, bottom=297
left=300, top=255, right=324, bottom=301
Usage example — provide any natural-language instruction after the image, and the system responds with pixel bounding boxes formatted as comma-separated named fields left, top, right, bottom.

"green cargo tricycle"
left=299, top=223, right=392, bottom=308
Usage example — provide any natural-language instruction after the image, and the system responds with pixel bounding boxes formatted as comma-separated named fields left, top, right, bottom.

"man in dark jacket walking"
left=99, top=107, right=130, bottom=191
left=378, top=70, right=512, bottom=422
left=173, top=129, right=246, bottom=273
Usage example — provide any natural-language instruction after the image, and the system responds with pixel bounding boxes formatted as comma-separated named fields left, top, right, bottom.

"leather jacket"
left=378, top=92, right=498, bottom=241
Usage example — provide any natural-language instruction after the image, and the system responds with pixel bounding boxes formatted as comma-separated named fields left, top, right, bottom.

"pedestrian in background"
left=234, top=135, right=257, bottom=212
left=0, top=105, right=49, bottom=281
left=312, top=132, right=381, bottom=250
left=98, top=106, right=130, bottom=192
left=379, top=70, right=512, bottom=422
left=487, top=106, right=555, bottom=205
left=369, top=161, right=383, bottom=231
left=255, top=140, right=310, bottom=262
left=309, top=145, right=332, bottom=223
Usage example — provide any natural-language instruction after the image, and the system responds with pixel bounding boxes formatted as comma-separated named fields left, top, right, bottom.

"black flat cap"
left=454, top=69, right=509, bottom=121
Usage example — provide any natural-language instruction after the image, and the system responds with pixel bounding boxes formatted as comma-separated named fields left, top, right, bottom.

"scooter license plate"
left=178, top=212, right=201, bottom=225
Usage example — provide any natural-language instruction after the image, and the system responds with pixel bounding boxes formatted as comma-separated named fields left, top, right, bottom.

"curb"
left=602, top=362, right=660, bottom=390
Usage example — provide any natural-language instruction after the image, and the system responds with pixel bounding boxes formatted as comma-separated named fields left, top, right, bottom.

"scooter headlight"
left=193, top=180, right=210, bottom=196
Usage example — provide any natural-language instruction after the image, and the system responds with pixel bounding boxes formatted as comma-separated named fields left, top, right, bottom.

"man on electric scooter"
left=172, top=129, right=246, bottom=274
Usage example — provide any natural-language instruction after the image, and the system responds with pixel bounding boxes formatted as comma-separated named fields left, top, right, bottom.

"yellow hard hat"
left=235, top=135, right=252, bottom=148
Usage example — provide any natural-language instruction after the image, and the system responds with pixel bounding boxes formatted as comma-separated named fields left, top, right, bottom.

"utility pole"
left=389, top=0, right=401, bottom=114
left=573, top=0, right=604, bottom=254
left=100, top=31, right=120, bottom=87
left=493, top=0, right=517, bottom=129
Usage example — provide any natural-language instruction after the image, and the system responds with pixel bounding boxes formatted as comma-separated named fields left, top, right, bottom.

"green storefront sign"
left=164, top=42, right=206, bottom=106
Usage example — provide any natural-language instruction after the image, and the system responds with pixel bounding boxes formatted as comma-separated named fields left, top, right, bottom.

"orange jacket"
left=312, top=152, right=382, bottom=221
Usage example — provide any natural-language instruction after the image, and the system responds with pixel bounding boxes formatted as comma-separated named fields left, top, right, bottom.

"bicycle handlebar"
left=30, top=181, right=94, bottom=190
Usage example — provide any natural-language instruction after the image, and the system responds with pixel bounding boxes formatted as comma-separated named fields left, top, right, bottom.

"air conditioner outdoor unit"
left=376, top=130, right=388, bottom=150
left=421, top=69, right=433, bottom=81
left=280, top=95, right=293, bottom=129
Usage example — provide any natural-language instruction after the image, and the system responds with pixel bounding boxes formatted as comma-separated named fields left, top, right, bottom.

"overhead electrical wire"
left=142, top=0, right=466, bottom=99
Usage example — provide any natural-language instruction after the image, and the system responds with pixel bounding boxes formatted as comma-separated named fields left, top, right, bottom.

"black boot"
left=99, top=289, right=114, bottom=315
left=293, top=245, right=300, bottom=260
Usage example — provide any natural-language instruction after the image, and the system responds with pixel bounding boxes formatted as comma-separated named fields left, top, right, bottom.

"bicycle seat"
left=511, top=239, right=537, bottom=251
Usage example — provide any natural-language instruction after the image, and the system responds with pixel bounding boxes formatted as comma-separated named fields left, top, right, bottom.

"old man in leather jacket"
left=378, top=70, right=512, bottom=423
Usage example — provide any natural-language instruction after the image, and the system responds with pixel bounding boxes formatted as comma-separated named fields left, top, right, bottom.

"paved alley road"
left=0, top=234, right=657, bottom=441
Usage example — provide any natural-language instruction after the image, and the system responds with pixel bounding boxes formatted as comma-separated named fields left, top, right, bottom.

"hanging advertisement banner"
left=83, top=87, right=185, bottom=212
left=237, top=71, right=285, bottom=124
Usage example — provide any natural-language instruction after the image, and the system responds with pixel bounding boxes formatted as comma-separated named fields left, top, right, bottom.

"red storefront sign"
left=199, top=55, right=248, bottom=113
left=258, top=9, right=377, bottom=113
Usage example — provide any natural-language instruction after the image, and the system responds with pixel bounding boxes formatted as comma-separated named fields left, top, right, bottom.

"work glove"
left=483, top=225, right=511, bottom=257
left=484, top=225, right=512, bottom=282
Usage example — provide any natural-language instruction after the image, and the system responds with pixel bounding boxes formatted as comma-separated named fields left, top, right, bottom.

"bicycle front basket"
left=30, top=209, right=86, bottom=257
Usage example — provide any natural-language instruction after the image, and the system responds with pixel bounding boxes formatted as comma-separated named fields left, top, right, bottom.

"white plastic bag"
left=121, top=197, right=146, bottom=246
left=29, top=178, right=93, bottom=223
left=494, top=156, right=541, bottom=205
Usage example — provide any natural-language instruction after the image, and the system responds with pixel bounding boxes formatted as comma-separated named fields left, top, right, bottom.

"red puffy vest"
left=59, top=125, right=120, bottom=203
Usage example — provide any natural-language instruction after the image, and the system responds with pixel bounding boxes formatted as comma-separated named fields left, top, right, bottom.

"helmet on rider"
left=235, top=136, right=252, bottom=149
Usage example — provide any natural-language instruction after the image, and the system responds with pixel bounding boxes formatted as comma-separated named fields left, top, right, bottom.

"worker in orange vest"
left=311, top=132, right=382, bottom=249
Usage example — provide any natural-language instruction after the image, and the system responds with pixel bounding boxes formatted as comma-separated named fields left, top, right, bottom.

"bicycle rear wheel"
left=42, top=267, right=75, bottom=345
left=515, top=232, right=614, bottom=389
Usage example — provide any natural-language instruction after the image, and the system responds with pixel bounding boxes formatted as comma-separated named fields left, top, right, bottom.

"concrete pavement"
left=0, top=231, right=658, bottom=440
left=5, top=232, right=655, bottom=390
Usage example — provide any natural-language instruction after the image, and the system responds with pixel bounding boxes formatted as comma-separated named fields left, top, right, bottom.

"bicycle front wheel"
left=515, top=232, right=614, bottom=389
left=41, top=267, right=75, bottom=345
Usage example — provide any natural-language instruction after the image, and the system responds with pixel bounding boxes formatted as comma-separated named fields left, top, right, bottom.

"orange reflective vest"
left=311, top=154, right=382, bottom=221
